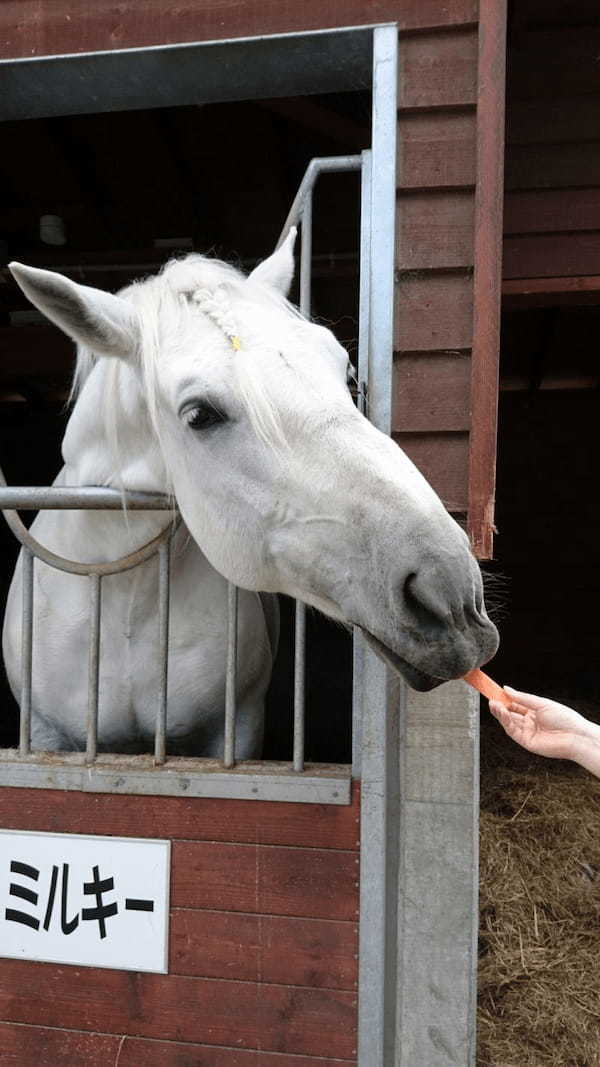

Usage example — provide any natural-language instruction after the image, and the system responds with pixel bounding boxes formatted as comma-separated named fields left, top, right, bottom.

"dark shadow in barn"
left=0, top=93, right=369, bottom=761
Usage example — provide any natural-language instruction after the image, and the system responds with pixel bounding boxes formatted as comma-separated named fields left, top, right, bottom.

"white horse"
left=3, top=233, right=498, bottom=755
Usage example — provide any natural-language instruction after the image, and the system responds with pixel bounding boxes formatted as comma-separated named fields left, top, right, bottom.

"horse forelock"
left=70, top=252, right=305, bottom=453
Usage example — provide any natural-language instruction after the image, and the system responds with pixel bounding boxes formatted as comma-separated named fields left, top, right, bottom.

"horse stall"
left=0, top=4, right=506, bottom=1066
left=478, top=3, right=600, bottom=1064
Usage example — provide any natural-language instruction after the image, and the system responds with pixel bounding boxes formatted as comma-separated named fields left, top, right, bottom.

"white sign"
left=0, top=829, right=170, bottom=973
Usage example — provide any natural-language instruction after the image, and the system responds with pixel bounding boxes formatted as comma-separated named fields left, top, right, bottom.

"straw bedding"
left=478, top=718, right=600, bottom=1066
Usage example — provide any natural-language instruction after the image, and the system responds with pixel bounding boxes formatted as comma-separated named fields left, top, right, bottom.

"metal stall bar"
left=357, top=25, right=400, bottom=1067
left=223, top=582, right=239, bottom=768
left=352, top=148, right=372, bottom=777
left=19, top=548, right=34, bottom=756
left=154, top=538, right=171, bottom=764
left=278, top=152, right=362, bottom=774
left=86, top=573, right=102, bottom=763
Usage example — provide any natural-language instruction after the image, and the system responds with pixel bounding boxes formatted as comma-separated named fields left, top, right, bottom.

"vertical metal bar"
left=358, top=24, right=399, bottom=1067
left=19, top=548, right=34, bottom=756
left=352, top=148, right=373, bottom=778
left=86, top=572, right=102, bottom=764
left=292, top=600, right=306, bottom=772
left=357, top=148, right=372, bottom=403
left=154, top=538, right=170, bottom=765
left=292, top=196, right=314, bottom=773
left=299, top=189, right=313, bottom=315
left=223, top=582, right=238, bottom=768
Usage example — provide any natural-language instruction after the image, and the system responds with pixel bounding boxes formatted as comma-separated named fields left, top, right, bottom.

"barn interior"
left=0, top=92, right=371, bottom=758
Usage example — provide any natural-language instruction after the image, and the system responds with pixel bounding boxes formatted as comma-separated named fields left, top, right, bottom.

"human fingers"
left=503, top=686, right=551, bottom=711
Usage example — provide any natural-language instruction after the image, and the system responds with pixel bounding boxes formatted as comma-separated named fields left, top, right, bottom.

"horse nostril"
left=403, top=570, right=465, bottom=631
left=403, top=571, right=449, bottom=630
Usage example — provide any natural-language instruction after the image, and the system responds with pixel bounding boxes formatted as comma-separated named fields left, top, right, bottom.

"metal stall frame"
left=0, top=26, right=399, bottom=811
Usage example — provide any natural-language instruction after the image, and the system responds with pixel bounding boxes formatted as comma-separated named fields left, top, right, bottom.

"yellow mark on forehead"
left=230, top=335, right=242, bottom=351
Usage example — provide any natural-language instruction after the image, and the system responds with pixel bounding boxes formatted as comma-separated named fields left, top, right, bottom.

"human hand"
left=489, top=687, right=599, bottom=762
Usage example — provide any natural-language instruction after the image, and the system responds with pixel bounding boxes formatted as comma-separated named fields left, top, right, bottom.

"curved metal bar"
left=0, top=464, right=179, bottom=576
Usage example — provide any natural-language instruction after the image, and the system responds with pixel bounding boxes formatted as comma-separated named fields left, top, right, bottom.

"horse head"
left=9, top=235, right=498, bottom=691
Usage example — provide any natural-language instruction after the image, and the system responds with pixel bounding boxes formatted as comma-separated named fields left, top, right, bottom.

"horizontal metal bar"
left=277, top=154, right=362, bottom=248
left=0, top=754, right=352, bottom=804
left=0, top=487, right=174, bottom=510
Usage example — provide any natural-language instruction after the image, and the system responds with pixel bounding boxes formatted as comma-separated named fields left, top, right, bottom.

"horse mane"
left=70, top=252, right=304, bottom=451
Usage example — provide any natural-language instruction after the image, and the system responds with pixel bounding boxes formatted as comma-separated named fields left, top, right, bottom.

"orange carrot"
left=463, top=668, right=512, bottom=707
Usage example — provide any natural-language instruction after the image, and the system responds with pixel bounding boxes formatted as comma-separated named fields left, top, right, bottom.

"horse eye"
left=184, top=403, right=227, bottom=431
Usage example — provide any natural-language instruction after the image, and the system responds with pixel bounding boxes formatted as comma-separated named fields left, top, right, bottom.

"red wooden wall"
left=394, top=0, right=507, bottom=558
left=0, top=785, right=359, bottom=1066
left=503, top=3, right=600, bottom=287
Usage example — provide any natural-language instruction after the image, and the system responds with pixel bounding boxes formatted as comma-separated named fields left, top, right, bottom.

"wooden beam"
left=468, top=0, right=507, bottom=560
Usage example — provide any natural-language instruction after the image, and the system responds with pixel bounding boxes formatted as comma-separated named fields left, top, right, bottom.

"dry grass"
left=478, top=724, right=600, bottom=1066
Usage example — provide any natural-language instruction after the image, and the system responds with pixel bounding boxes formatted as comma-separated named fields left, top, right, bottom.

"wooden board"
left=0, top=960, right=358, bottom=1059
left=396, top=192, right=475, bottom=271
left=396, top=110, right=477, bottom=190
left=504, top=231, right=600, bottom=280
left=394, top=272, right=473, bottom=353
left=170, top=909, right=357, bottom=988
left=0, top=1, right=478, bottom=59
left=398, top=29, right=478, bottom=110
left=0, top=784, right=360, bottom=850
left=393, top=352, right=472, bottom=433
left=504, top=188, right=600, bottom=235
left=393, top=431, right=470, bottom=513
left=171, top=841, right=359, bottom=919
left=0, top=1024, right=355, bottom=1067
left=505, top=142, right=600, bottom=192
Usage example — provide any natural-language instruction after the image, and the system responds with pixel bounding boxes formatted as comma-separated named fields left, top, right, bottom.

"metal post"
left=292, top=600, right=306, bottom=772
left=19, top=548, right=34, bottom=756
left=86, top=573, right=102, bottom=763
left=223, top=582, right=239, bottom=768
left=352, top=148, right=373, bottom=778
left=154, top=538, right=170, bottom=765
left=357, top=24, right=400, bottom=1067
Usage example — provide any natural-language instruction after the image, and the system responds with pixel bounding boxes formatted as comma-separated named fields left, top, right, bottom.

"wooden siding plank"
left=0, top=784, right=360, bottom=850
left=507, top=96, right=600, bottom=146
left=393, top=431, right=470, bottom=513
left=0, top=1, right=478, bottom=60
left=393, top=352, right=472, bottom=433
left=0, top=1024, right=119, bottom=1066
left=396, top=191, right=475, bottom=270
left=509, top=28, right=600, bottom=101
left=170, top=909, right=358, bottom=989
left=468, top=0, right=507, bottom=558
left=119, top=1040, right=356, bottom=1067
left=394, top=271, right=473, bottom=352
left=0, top=961, right=358, bottom=1059
left=504, top=188, right=600, bottom=235
left=505, top=142, right=600, bottom=192
left=503, top=231, right=600, bottom=279
left=171, top=842, right=359, bottom=920
left=0, top=1022, right=356, bottom=1066
left=398, top=29, right=479, bottom=110
left=396, top=110, right=477, bottom=190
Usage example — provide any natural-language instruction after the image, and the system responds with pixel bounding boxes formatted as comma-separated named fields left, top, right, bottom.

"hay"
left=478, top=724, right=600, bottom=1067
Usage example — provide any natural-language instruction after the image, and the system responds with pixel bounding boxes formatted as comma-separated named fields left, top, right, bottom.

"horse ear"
left=248, top=226, right=296, bottom=296
left=8, top=262, right=140, bottom=360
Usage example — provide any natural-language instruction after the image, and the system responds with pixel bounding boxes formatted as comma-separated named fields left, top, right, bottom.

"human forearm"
left=570, top=721, right=600, bottom=778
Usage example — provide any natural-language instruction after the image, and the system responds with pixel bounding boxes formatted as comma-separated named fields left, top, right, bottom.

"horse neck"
left=61, top=358, right=168, bottom=495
